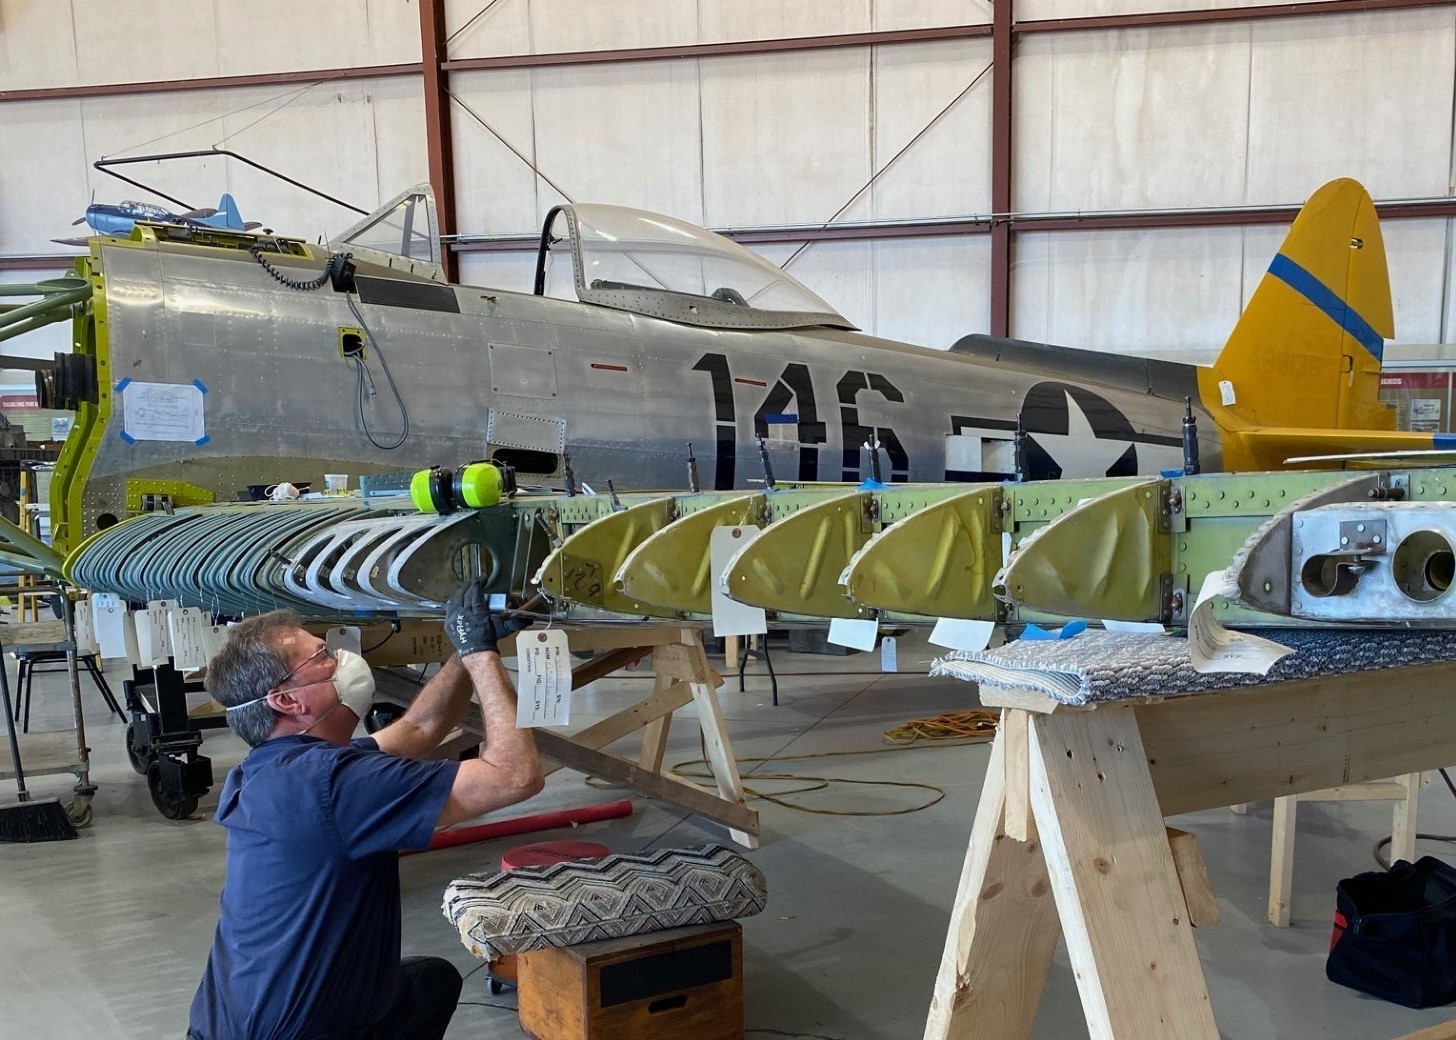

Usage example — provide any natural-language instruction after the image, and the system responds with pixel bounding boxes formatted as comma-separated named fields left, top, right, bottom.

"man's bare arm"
left=371, top=654, right=474, bottom=759
left=438, top=651, right=543, bottom=828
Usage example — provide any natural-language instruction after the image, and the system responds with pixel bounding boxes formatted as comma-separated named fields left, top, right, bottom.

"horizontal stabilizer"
left=952, top=334, right=1199, bottom=403
left=1234, top=427, right=1448, bottom=468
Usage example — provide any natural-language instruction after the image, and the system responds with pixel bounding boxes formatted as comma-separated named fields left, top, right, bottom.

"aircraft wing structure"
left=60, top=459, right=1456, bottom=630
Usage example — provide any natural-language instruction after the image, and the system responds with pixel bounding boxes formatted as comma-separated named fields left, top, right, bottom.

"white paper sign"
left=710, top=526, right=768, bottom=638
left=119, top=379, right=206, bottom=443
left=880, top=635, right=898, bottom=673
left=827, top=617, right=878, bottom=651
left=517, top=628, right=572, bottom=728
left=168, top=608, right=210, bottom=671
left=929, top=617, right=996, bottom=652
left=1219, top=379, right=1237, bottom=407
left=73, top=599, right=99, bottom=656
left=92, top=593, right=136, bottom=660
left=1188, top=571, right=1294, bottom=675
left=324, top=625, right=363, bottom=656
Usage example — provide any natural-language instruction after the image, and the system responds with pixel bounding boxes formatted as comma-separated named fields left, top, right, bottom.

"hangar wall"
left=1, top=0, right=1454, bottom=361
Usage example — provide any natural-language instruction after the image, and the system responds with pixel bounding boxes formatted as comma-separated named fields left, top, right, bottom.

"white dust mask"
left=329, top=648, right=376, bottom=721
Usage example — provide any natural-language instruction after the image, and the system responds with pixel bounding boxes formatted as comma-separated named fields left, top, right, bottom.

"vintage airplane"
left=19, top=176, right=1443, bottom=563
left=51, top=193, right=259, bottom=246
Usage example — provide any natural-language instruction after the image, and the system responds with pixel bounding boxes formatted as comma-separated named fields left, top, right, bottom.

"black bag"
left=1327, top=856, right=1456, bottom=1008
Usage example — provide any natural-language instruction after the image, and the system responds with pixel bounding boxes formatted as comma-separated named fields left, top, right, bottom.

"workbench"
left=922, top=629, right=1456, bottom=1040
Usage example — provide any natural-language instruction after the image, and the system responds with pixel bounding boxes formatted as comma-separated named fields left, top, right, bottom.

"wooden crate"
left=517, top=920, right=744, bottom=1040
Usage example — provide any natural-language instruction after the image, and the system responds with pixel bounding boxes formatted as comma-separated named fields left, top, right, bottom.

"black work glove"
left=445, top=579, right=532, bottom=657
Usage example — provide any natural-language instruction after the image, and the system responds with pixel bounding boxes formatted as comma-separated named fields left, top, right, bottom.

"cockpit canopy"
left=333, top=188, right=855, bottom=332
left=537, top=204, right=855, bottom=332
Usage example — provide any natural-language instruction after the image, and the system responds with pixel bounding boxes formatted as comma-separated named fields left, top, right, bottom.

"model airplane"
left=51, top=193, right=260, bottom=246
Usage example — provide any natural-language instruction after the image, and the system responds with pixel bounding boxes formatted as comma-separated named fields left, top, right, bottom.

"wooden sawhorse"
left=924, top=659, right=1456, bottom=1040
left=377, top=625, right=759, bottom=848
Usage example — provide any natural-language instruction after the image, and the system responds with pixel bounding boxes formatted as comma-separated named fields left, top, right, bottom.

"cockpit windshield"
left=331, top=184, right=444, bottom=281
left=538, top=204, right=854, bottom=331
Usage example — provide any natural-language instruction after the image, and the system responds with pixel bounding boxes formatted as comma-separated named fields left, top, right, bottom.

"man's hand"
left=444, top=579, right=532, bottom=658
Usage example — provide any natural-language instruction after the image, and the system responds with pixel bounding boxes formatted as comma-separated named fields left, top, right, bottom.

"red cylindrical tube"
left=403, top=799, right=634, bottom=856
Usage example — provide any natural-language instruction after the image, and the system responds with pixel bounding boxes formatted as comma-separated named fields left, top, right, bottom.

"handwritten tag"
left=92, top=593, right=134, bottom=660
left=1188, top=571, right=1293, bottom=675
left=710, top=526, right=767, bottom=638
left=324, top=625, right=363, bottom=656
left=133, top=600, right=177, bottom=665
left=121, top=612, right=143, bottom=665
left=929, top=617, right=995, bottom=652
left=168, top=608, right=209, bottom=671
left=73, top=599, right=99, bottom=656
left=880, top=635, right=898, bottom=672
left=517, top=628, right=572, bottom=728
left=202, top=623, right=231, bottom=662
left=827, top=617, right=878, bottom=651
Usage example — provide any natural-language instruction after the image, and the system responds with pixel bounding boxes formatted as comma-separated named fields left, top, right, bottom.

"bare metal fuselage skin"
left=77, top=240, right=1202, bottom=541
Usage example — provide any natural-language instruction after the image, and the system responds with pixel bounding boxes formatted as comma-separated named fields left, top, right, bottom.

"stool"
left=13, top=650, right=124, bottom=733
left=488, top=840, right=611, bottom=994
left=518, top=920, right=744, bottom=1040
left=735, top=635, right=778, bottom=706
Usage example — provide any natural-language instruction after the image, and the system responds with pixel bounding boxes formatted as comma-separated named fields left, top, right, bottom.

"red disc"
left=500, top=839, right=611, bottom=871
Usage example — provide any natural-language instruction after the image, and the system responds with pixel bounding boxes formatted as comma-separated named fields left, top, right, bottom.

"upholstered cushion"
left=442, top=843, right=767, bottom=960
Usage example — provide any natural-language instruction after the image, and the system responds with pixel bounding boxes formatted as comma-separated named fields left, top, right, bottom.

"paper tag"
left=133, top=600, right=177, bottom=666
left=72, top=599, right=99, bottom=656
left=929, top=617, right=995, bottom=651
left=880, top=635, right=898, bottom=672
left=1188, top=571, right=1293, bottom=675
left=325, top=625, right=363, bottom=656
left=121, top=611, right=142, bottom=666
left=827, top=617, right=878, bottom=651
left=134, top=613, right=160, bottom=666
left=517, top=628, right=572, bottom=728
left=710, top=526, right=768, bottom=638
left=92, top=594, right=133, bottom=660
left=168, top=608, right=210, bottom=671
left=1102, top=619, right=1167, bottom=633
left=202, top=623, right=231, bottom=662
left=1219, top=379, right=1236, bottom=407
left=147, top=600, right=178, bottom=662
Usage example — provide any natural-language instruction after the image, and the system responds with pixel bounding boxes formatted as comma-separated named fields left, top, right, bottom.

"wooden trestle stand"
left=375, top=626, right=758, bottom=849
left=924, top=661, right=1456, bottom=1040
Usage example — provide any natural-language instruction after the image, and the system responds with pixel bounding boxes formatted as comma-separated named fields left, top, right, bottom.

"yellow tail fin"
left=1198, top=178, right=1395, bottom=437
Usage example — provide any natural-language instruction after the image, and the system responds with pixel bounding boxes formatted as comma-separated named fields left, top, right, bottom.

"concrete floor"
left=0, top=630, right=1453, bottom=1039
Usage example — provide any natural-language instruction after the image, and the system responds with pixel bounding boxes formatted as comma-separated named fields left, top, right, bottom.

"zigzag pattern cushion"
left=442, top=844, right=767, bottom=960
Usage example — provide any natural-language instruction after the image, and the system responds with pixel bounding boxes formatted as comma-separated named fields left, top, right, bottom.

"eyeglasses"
left=273, top=644, right=337, bottom=692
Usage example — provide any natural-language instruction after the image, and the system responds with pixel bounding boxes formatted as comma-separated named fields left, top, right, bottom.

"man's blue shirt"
left=188, top=735, right=458, bottom=1040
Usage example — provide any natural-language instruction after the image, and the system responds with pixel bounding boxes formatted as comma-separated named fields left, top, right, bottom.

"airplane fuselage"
left=67, top=237, right=1212, bottom=543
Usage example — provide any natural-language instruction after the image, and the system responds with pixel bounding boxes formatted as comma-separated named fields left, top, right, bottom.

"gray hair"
left=205, top=610, right=304, bottom=746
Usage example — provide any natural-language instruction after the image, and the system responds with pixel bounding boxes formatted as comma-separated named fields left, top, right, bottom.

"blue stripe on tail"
left=1268, top=253, right=1384, bottom=362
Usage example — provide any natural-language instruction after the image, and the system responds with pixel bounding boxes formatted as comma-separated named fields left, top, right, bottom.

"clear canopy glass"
left=545, top=205, right=851, bottom=330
